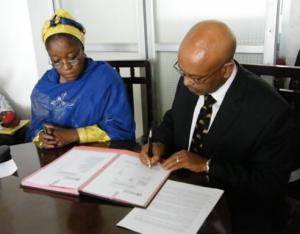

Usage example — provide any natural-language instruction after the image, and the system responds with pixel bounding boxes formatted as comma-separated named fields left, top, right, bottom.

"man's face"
left=175, top=58, right=230, bottom=96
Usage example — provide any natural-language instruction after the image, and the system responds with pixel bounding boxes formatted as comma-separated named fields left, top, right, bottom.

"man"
left=140, top=20, right=292, bottom=233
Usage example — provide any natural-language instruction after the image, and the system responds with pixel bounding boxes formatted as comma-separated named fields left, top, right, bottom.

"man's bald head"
left=178, top=20, right=236, bottom=71
left=177, top=20, right=237, bottom=95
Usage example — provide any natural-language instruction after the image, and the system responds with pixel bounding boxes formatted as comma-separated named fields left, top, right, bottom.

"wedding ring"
left=39, top=142, right=43, bottom=148
left=176, top=157, right=180, bottom=164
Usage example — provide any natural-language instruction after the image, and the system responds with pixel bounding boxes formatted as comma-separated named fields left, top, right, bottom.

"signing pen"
left=148, top=129, right=153, bottom=168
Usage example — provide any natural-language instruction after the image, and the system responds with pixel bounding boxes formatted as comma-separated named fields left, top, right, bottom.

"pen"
left=148, top=129, right=153, bottom=168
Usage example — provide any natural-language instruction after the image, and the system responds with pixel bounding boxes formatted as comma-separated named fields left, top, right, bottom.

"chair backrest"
left=242, top=63, right=300, bottom=173
left=107, top=60, right=153, bottom=139
left=242, top=64, right=300, bottom=91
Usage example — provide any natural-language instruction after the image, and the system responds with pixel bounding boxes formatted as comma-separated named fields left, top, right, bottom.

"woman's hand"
left=39, top=124, right=79, bottom=149
left=38, top=126, right=57, bottom=149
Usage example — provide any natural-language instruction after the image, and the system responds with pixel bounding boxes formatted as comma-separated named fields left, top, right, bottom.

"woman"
left=26, top=8, right=135, bottom=149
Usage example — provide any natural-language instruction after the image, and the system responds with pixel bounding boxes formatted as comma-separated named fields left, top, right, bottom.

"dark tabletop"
left=0, top=142, right=231, bottom=234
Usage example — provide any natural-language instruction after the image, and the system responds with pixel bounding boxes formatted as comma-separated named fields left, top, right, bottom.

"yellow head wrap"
left=41, top=8, right=85, bottom=45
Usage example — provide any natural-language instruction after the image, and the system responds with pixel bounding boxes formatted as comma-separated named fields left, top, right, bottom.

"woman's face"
left=46, top=36, right=85, bottom=83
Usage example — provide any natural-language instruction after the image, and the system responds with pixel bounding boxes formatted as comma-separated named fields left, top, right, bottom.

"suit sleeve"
left=152, top=78, right=184, bottom=153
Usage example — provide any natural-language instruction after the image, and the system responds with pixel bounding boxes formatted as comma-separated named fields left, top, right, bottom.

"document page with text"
left=117, top=180, right=223, bottom=234
left=21, top=147, right=118, bottom=194
left=80, top=154, right=170, bottom=207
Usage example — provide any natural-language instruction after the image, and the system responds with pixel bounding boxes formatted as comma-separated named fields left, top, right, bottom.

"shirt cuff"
left=206, top=158, right=211, bottom=173
left=77, top=125, right=110, bottom=143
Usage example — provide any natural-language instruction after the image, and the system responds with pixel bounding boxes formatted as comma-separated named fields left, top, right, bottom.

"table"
left=0, top=142, right=231, bottom=234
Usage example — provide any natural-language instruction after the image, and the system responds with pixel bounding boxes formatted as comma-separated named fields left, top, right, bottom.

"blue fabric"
left=26, top=58, right=135, bottom=141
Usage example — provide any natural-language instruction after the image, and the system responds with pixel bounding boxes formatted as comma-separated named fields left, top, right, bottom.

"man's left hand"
left=161, top=150, right=208, bottom=173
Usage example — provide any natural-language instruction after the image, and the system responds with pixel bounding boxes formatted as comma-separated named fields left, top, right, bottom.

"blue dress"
left=26, top=58, right=135, bottom=141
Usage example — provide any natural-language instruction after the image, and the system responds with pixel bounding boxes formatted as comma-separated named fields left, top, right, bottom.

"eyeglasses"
left=173, top=61, right=225, bottom=84
left=49, top=50, right=83, bottom=69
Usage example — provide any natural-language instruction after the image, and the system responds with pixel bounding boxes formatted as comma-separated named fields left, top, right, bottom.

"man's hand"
left=140, top=143, right=165, bottom=167
left=162, top=150, right=208, bottom=173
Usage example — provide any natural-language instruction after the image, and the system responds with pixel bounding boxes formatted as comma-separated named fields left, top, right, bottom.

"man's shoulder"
left=235, top=64, right=290, bottom=111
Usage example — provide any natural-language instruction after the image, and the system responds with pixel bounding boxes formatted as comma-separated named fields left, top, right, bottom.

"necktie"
left=189, top=94, right=216, bottom=154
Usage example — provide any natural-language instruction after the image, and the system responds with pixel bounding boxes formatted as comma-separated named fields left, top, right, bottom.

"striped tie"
left=189, top=94, right=216, bottom=154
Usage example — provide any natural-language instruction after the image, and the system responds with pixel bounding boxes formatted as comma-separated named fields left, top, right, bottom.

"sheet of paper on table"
left=117, top=180, right=224, bottom=234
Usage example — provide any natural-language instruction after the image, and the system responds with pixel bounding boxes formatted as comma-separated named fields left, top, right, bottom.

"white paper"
left=26, top=148, right=117, bottom=189
left=0, top=158, right=17, bottom=178
left=117, top=180, right=223, bottom=234
left=81, top=154, right=169, bottom=207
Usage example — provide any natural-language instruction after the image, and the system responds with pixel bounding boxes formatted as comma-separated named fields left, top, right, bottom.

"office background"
left=0, top=0, right=299, bottom=138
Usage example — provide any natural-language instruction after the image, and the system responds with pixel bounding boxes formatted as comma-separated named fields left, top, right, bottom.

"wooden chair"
left=290, top=50, right=300, bottom=90
left=242, top=64, right=300, bottom=196
left=107, top=60, right=153, bottom=141
left=242, top=64, right=300, bottom=91
left=242, top=64, right=300, bottom=232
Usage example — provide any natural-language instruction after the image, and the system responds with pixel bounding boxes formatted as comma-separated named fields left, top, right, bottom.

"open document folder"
left=117, top=180, right=224, bottom=234
left=21, top=146, right=170, bottom=207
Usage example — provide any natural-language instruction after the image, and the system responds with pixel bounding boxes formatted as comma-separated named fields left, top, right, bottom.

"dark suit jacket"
left=153, top=63, right=292, bottom=233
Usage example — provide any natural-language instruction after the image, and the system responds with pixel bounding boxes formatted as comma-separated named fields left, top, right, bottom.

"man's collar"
left=209, top=61, right=237, bottom=104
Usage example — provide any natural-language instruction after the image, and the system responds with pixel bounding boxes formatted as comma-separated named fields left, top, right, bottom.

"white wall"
left=153, top=0, right=272, bottom=119
left=0, top=0, right=52, bottom=118
left=2, top=0, right=299, bottom=121
left=279, top=0, right=300, bottom=65
left=27, top=0, right=54, bottom=76
left=58, top=0, right=146, bottom=138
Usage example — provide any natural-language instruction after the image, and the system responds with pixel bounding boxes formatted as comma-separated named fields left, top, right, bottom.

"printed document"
left=21, top=146, right=170, bottom=207
left=117, top=180, right=223, bottom=234
left=25, top=148, right=116, bottom=189
left=81, top=154, right=169, bottom=206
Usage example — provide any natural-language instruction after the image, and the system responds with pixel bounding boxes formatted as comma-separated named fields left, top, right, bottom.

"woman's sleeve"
left=97, top=66, right=135, bottom=140
left=77, top=124, right=110, bottom=143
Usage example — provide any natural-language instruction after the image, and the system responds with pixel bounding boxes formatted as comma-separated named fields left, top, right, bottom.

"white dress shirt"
left=188, top=62, right=237, bottom=148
